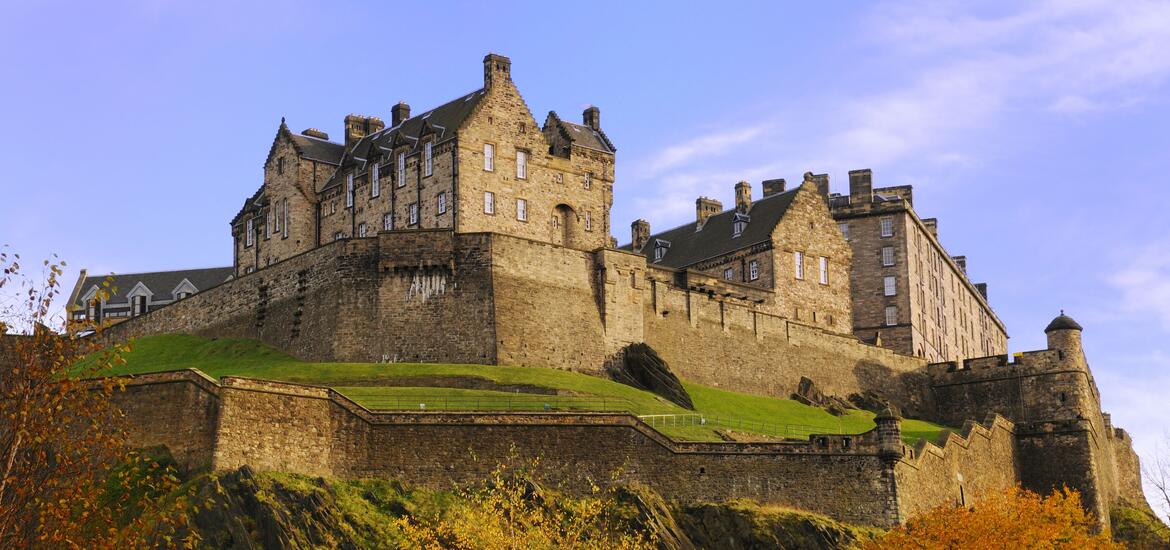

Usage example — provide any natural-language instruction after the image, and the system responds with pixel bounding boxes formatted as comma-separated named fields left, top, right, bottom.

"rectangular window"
left=484, top=143, right=495, bottom=171
left=884, top=275, right=897, bottom=296
left=397, top=153, right=406, bottom=187
left=584, top=172, right=592, bottom=189
left=334, top=231, right=344, bottom=241
left=724, top=268, right=734, bottom=280
left=885, top=306, right=898, bottom=326
left=330, top=200, right=337, bottom=214
left=246, top=219, right=254, bottom=246
left=584, top=211, right=592, bottom=231
left=438, top=191, right=447, bottom=214
left=424, top=142, right=433, bottom=177
left=516, top=150, right=527, bottom=179
left=516, top=198, right=527, bottom=221
left=274, top=203, right=280, bottom=232
left=882, top=246, right=895, bottom=266
left=277, top=157, right=284, bottom=175
left=409, top=203, right=419, bottom=226
left=132, top=295, right=147, bottom=316
left=819, top=256, right=829, bottom=285
left=794, top=251, right=804, bottom=280
left=749, top=260, right=760, bottom=281
left=358, top=223, right=368, bottom=237
left=282, top=200, right=289, bottom=238
left=265, top=212, right=271, bottom=239
left=383, top=213, right=393, bottom=231
left=371, top=164, right=380, bottom=197
left=346, top=174, right=354, bottom=207
left=484, top=192, right=495, bottom=214
left=838, top=223, right=849, bottom=241
left=880, top=217, right=894, bottom=237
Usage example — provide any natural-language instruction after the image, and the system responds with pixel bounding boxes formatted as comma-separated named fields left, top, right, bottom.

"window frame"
left=423, top=141, right=433, bottom=177
left=484, top=143, right=495, bottom=171
left=819, top=256, right=829, bottom=285
left=724, top=268, right=734, bottom=281
left=371, top=164, right=380, bottom=197
left=794, top=251, right=804, bottom=280
left=749, top=260, right=759, bottom=281
left=838, top=223, right=849, bottom=241
left=516, top=150, right=528, bottom=180
left=884, top=275, right=897, bottom=296
left=882, top=246, right=895, bottom=267
left=397, top=152, right=406, bottom=187
left=880, top=217, right=894, bottom=238
left=584, top=211, right=592, bottom=231
left=383, top=213, right=393, bottom=231
left=516, top=198, right=527, bottom=221
left=245, top=218, right=254, bottom=247
left=437, top=191, right=447, bottom=214
left=885, top=306, right=898, bottom=326
left=484, top=191, right=495, bottom=215
left=346, top=174, right=354, bottom=208
left=584, top=172, right=592, bottom=189
left=408, top=202, right=419, bottom=226
left=358, top=223, right=368, bottom=238
left=282, top=200, right=289, bottom=239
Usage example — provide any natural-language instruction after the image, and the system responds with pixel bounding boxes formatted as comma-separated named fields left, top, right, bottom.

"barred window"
left=884, top=276, right=897, bottom=296
left=794, top=251, right=804, bottom=280
left=424, top=142, right=433, bottom=177
left=584, top=211, right=592, bottom=231
left=880, top=217, right=894, bottom=237
left=749, top=260, right=759, bottom=281
left=885, top=306, right=898, bottom=326
left=484, top=143, right=495, bottom=171
left=584, top=172, right=592, bottom=189
left=246, top=219, right=254, bottom=246
left=438, top=191, right=447, bottom=214
left=516, top=198, right=527, bottom=221
left=383, top=213, right=393, bottom=231
left=397, top=153, right=406, bottom=187
left=346, top=174, right=354, bottom=207
left=358, top=223, right=368, bottom=238
left=724, top=268, right=734, bottom=280
left=819, top=256, right=829, bottom=285
left=484, top=192, right=495, bottom=214
left=371, top=164, right=380, bottom=197
left=882, top=246, right=895, bottom=266
left=409, top=203, right=419, bottom=226
left=516, top=150, right=527, bottom=179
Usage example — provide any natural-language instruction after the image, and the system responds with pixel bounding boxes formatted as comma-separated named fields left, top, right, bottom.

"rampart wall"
left=107, top=370, right=906, bottom=527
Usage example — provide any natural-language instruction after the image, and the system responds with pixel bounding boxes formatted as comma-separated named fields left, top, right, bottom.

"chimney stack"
left=735, top=181, right=752, bottom=212
left=483, top=53, right=512, bottom=89
left=952, top=256, right=967, bottom=275
left=762, top=178, right=786, bottom=197
left=301, top=128, right=329, bottom=140
left=923, top=218, right=938, bottom=238
left=975, top=283, right=988, bottom=300
left=343, top=114, right=385, bottom=149
left=631, top=220, right=651, bottom=251
left=696, top=197, right=722, bottom=228
left=583, top=106, right=601, bottom=130
left=391, top=102, right=411, bottom=126
left=803, top=172, right=830, bottom=200
left=848, top=169, right=873, bottom=204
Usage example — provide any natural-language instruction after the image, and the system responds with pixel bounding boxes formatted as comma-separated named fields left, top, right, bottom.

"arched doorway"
left=551, top=204, right=577, bottom=248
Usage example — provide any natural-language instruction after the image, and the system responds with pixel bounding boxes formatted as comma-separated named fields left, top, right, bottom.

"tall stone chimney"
left=735, top=181, right=752, bottom=212
left=583, top=106, right=600, bottom=130
left=696, top=197, right=722, bottom=228
left=849, top=169, right=873, bottom=204
left=631, top=220, right=651, bottom=251
left=301, top=128, right=329, bottom=140
left=762, top=178, right=786, bottom=197
left=483, top=53, right=512, bottom=90
left=391, top=102, right=411, bottom=126
left=344, top=114, right=385, bottom=149
left=952, top=256, right=967, bottom=275
left=975, top=283, right=988, bottom=300
left=811, top=173, right=830, bottom=200
left=923, top=218, right=938, bottom=238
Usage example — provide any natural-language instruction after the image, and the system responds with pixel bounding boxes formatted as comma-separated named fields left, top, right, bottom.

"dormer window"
left=653, top=239, right=671, bottom=262
left=732, top=213, right=750, bottom=237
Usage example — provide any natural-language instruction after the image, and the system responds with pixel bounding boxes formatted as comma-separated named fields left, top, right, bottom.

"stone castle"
left=83, top=54, right=1147, bottom=529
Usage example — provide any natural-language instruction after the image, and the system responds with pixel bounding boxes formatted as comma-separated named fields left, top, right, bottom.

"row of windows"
left=722, top=260, right=761, bottom=282
left=793, top=252, right=830, bottom=285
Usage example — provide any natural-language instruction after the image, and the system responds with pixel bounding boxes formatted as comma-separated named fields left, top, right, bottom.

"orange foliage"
left=861, top=486, right=1121, bottom=550
left=0, top=249, right=193, bottom=548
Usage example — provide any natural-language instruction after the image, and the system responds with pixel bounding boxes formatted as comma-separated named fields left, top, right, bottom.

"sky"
left=2, top=0, right=1169, bottom=515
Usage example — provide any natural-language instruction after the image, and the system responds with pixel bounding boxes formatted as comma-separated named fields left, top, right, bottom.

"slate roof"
left=73, top=267, right=234, bottom=307
left=1044, top=313, right=1083, bottom=333
left=289, top=133, right=344, bottom=165
left=620, top=188, right=800, bottom=268
left=559, top=120, right=615, bottom=153
left=322, top=88, right=487, bottom=191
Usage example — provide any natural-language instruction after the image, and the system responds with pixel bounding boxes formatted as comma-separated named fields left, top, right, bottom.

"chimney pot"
left=923, top=218, right=938, bottom=238
left=343, top=114, right=384, bottom=149
left=952, top=255, right=967, bottom=275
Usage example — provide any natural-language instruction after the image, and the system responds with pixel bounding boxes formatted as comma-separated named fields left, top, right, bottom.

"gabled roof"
left=289, top=133, right=344, bottom=165
left=620, top=188, right=800, bottom=268
left=73, top=267, right=234, bottom=307
left=543, top=111, right=615, bottom=154
left=322, top=88, right=487, bottom=191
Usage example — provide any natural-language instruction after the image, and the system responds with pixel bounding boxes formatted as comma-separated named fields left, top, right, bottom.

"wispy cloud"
left=1108, top=240, right=1170, bottom=333
left=637, top=126, right=766, bottom=178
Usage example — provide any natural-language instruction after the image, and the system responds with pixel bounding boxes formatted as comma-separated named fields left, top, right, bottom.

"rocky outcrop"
left=611, top=343, right=695, bottom=410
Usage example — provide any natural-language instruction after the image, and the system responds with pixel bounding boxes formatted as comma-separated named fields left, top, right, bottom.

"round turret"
left=1045, top=311, right=1083, bottom=357
left=875, top=405, right=903, bottom=461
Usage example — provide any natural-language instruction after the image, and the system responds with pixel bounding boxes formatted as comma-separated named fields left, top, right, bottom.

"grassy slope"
left=88, top=334, right=951, bottom=443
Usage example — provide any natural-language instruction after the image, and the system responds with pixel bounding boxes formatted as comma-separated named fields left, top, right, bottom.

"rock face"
left=612, top=343, right=695, bottom=410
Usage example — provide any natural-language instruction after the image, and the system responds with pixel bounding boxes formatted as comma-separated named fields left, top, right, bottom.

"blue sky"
left=2, top=0, right=1169, bottom=512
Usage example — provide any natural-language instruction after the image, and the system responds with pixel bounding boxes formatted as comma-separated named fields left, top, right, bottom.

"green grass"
left=87, top=334, right=952, bottom=444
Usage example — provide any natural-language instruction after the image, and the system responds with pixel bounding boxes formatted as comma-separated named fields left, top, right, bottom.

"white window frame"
left=397, top=152, right=406, bottom=187
left=819, top=256, right=829, bottom=285
left=245, top=219, right=254, bottom=246
left=880, top=217, right=894, bottom=237
left=794, top=251, right=804, bottom=280
left=282, top=200, right=289, bottom=238
left=358, top=223, right=368, bottom=238
left=438, top=191, right=447, bottom=214
left=885, top=306, right=898, bottom=326
left=484, top=191, right=495, bottom=214
left=884, top=275, right=897, bottom=296
left=584, top=211, right=592, bottom=231
left=749, top=260, right=759, bottom=281
left=273, top=203, right=280, bottom=233
left=346, top=174, right=354, bottom=208
left=584, top=172, right=592, bottom=189
left=409, top=203, right=419, bottom=226
left=516, top=198, right=527, bottom=221
left=838, top=223, right=849, bottom=241
left=724, top=268, right=734, bottom=281
left=484, top=143, right=495, bottom=171
left=424, top=142, right=433, bottom=177
left=371, top=164, right=380, bottom=197
left=516, top=150, right=527, bottom=180
left=882, top=246, right=895, bottom=267
left=383, top=213, right=393, bottom=231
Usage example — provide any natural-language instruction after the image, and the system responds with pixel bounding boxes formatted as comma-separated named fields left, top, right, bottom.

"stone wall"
left=103, top=370, right=221, bottom=470
left=894, top=415, right=1019, bottom=519
left=110, top=371, right=909, bottom=527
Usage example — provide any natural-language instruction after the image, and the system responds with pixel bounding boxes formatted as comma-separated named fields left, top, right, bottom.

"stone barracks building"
left=84, top=53, right=1148, bottom=529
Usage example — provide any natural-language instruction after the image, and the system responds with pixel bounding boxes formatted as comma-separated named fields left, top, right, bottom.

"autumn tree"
left=0, top=248, right=191, bottom=548
left=860, top=486, right=1121, bottom=550
left=397, top=458, right=655, bottom=550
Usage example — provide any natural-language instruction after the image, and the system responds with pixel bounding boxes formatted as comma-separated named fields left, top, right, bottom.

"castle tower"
left=734, top=181, right=752, bottom=212
left=1045, top=311, right=1084, bottom=363
left=875, top=405, right=903, bottom=461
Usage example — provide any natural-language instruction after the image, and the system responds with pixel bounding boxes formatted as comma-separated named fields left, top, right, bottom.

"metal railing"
left=637, top=413, right=850, bottom=440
